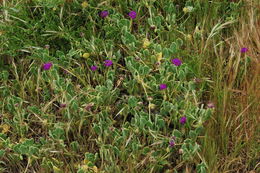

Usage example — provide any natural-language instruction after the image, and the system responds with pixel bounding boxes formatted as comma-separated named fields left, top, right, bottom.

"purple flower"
left=60, top=103, right=67, bottom=108
left=240, top=47, right=248, bottom=53
left=193, top=78, right=202, bottom=83
left=169, top=139, right=175, bottom=147
left=207, top=101, right=215, bottom=109
left=90, top=65, right=98, bottom=71
left=159, top=84, right=167, bottom=90
left=179, top=116, right=187, bottom=125
left=104, top=60, right=113, bottom=67
left=171, top=58, right=182, bottom=66
left=42, top=62, right=53, bottom=70
left=100, top=10, right=109, bottom=18
left=128, top=11, right=137, bottom=19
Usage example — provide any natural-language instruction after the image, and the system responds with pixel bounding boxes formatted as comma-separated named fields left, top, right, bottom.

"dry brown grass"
left=204, top=1, right=260, bottom=172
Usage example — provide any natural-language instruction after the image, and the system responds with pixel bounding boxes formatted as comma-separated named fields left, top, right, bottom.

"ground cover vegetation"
left=0, top=0, right=259, bottom=172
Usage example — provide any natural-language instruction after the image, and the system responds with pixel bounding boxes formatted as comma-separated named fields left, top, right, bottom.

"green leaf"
left=85, top=152, right=95, bottom=162
left=172, top=129, right=182, bottom=138
left=106, top=79, right=113, bottom=90
left=49, top=128, right=65, bottom=140
left=70, top=141, right=79, bottom=152
left=128, top=96, right=138, bottom=108
left=196, top=162, right=207, bottom=173
left=93, top=124, right=101, bottom=134
left=162, top=48, right=170, bottom=58
left=169, top=42, right=177, bottom=53
left=0, top=150, right=5, bottom=157
left=176, top=38, right=183, bottom=47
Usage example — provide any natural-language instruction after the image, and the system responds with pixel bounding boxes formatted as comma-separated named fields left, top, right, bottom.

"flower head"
left=44, top=44, right=50, bottom=49
left=171, top=58, right=182, bottom=66
left=240, top=47, right=248, bottom=53
left=183, top=6, right=193, bottom=13
left=85, top=103, right=94, bottom=111
left=169, top=139, right=175, bottom=147
left=193, top=77, right=202, bottom=83
left=60, top=103, right=67, bottom=108
left=100, top=10, right=109, bottom=18
left=42, top=62, right=53, bottom=70
left=159, top=84, right=167, bottom=90
left=128, top=11, right=137, bottom=19
left=90, top=65, right=98, bottom=71
left=207, top=101, right=215, bottom=109
left=179, top=116, right=187, bottom=125
left=142, top=38, right=151, bottom=49
left=81, top=1, right=88, bottom=8
left=82, top=53, right=90, bottom=59
left=80, top=32, right=85, bottom=37
left=104, top=60, right=113, bottom=67
left=156, top=52, right=163, bottom=62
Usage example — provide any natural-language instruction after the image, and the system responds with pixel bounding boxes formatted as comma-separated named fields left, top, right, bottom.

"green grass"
left=0, top=0, right=259, bottom=172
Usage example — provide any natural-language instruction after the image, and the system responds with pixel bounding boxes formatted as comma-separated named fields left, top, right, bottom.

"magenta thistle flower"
left=240, top=47, right=248, bottom=53
left=42, top=62, right=53, bottom=70
left=128, top=11, right=137, bottom=19
left=179, top=116, right=187, bottom=125
left=169, top=139, right=175, bottom=147
left=207, top=101, right=215, bottom=109
left=159, top=84, right=167, bottom=90
left=104, top=60, right=113, bottom=67
left=90, top=65, right=98, bottom=71
left=171, top=58, right=182, bottom=66
left=100, top=10, right=109, bottom=18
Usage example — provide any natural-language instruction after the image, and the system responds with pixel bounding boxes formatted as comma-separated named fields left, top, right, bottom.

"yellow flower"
left=1, top=124, right=10, bottom=133
left=53, top=166, right=62, bottom=173
left=81, top=1, right=88, bottom=8
left=19, top=138, right=26, bottom=143
left=148, top=103, right=156, bottom=110
left=142, top=38, right=151, bottom=49
left=81, top=165, right=89, bottom=171
left=92, top=166, right=98, bottom=173
left=186, top=34, right=192, bottom=41
left=83, top=159, right=89, bottom=165
left=156, top=52, right=162, bottom=62
left=183, top=7, right=189, bottom=13
left=82, top=53, right=90, bottom=59
left=183, top=6, right=193, bottom=13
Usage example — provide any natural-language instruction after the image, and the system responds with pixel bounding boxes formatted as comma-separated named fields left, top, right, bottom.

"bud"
left=183, top=6, right=193, bottom=13
left=81, top=1, right=88, bottom=8
left=156, top=52, right=162, bottom=62
left=150, top=25, right=156, bottom=30
left=138, top=101, right=144, bottom=105
left=142, top=38, right=151, bottom=49
left=148, top=103, right=156, bottom=110
left=186, top=34, right=192, bottom=41
left=60, top=103, right=67, bottom=108
left=147, top=96, right=153, bottom=101
left=179, top=148, right=183, bottom=154
left=44, top=44, right=50, bottom=49
left=85, top=103, right=94, bottom=111
left=80, top=32, right=85, bottom=37
left=82, top=53, right=90, bottom=59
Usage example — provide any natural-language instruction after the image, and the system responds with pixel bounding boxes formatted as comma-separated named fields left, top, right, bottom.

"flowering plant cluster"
left=0, top=0, right=245, bottom=172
